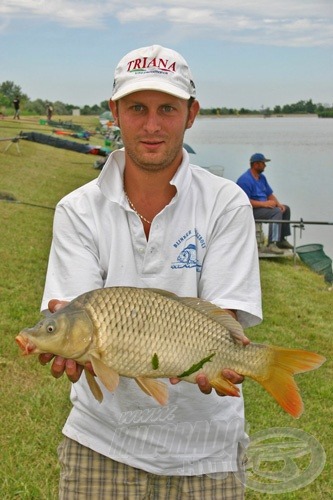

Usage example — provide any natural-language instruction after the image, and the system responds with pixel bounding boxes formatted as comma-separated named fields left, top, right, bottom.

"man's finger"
left=38, top=352, right=55, bottom=365
left=65, top=359, right=83, bottom=382
left=50, top=356, right=67, bottom=379
left=195, top=373, right=212, bottom=394
left=222, top=369, right=244, bottom=384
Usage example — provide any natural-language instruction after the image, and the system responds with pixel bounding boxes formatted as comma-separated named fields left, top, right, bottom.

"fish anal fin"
left=254, top=347, right=326, bottom=419
left=90, top=354, right=120, bottom=393
left=209, top=375, right=241, bottom=397
left=84, top=368, right=103, bottom=403
left=135, top=377, right=169, bottom=405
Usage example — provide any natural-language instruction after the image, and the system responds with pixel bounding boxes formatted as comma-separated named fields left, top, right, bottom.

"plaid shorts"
left=58, top=437, right=245, bottom=499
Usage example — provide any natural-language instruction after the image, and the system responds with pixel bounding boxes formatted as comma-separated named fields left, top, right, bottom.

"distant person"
left=13, top=96, right=20, bottom=119
left=237, top=153, right=293, bottom=254
left=47, top=104, right=53, bottom=121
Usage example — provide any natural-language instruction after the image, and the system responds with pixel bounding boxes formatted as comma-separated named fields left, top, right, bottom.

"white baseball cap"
left=111, top=45, right=196, bottom=101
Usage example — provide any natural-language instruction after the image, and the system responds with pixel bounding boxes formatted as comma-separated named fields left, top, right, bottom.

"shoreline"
left=196, top=113, right=321, bottom=119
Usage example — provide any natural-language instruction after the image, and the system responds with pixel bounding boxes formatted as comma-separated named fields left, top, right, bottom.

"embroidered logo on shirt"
left=171, top=230, right=205, bottom=272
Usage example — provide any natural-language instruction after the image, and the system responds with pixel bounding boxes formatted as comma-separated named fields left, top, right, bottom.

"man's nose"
left=143, top=111, right=161, bottom=133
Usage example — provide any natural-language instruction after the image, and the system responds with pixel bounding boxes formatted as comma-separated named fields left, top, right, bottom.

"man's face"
left=252, top=161, right=267, bottom=174
left=109, top=90, right=199, bottom=173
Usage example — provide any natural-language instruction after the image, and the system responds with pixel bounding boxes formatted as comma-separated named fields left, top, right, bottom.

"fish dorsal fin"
left=148, top=289, right=246, bottom=345
left=148, top=288, right=179, bottom=299
left=181, top=299, right=246, bottom=344
left=89, top=353, right=120, bottom=392
left=84, top=368, right=103, bottom=403
left=203, top=307, right=246, bottom=345
left=135, top=377, right=169, bottom=406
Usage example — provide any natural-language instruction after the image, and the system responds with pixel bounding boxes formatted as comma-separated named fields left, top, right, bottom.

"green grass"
left=0, top=116, right=332, bottom=498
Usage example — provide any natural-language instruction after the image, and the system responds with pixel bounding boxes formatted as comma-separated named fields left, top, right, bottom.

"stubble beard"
left=125, top=135, right=185, bottom=174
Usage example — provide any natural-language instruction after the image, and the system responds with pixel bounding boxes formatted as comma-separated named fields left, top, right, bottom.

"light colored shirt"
left=42, top=148, right=262, bottom=475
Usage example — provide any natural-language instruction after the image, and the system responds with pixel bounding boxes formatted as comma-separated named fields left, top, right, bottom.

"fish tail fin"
left=256, top=347, right=325, bottom=418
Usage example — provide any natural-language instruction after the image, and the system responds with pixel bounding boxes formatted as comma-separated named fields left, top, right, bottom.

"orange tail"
left=255, top=347, right=325, bottom=418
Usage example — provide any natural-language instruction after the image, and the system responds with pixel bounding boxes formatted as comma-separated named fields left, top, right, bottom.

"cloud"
left=0, top=0, right=107, bottom=28
left=0, top=0, right=332, bottom=46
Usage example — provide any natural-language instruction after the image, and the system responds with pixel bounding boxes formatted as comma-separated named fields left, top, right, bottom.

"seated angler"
left=237, top=153, right=293, bottom=254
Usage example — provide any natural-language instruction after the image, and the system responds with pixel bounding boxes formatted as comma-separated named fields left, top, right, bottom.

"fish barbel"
left=16, top=287, right=325, bottom=418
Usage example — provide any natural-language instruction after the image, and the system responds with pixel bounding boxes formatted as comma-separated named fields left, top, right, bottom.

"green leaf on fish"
left=151, top=353, right=159, bottom=370
left=177, top=353, right=216, bottom=378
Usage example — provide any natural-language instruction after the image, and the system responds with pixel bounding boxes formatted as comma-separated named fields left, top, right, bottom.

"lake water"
left=185, top=116, right=333, bottom=259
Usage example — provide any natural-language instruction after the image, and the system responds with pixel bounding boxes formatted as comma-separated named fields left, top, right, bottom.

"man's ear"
left=109, top=99, right=119, bottom=126
left=186, top=99, right=200, bottom=130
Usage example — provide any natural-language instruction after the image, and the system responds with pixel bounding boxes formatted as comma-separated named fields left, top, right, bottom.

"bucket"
left=296, top=244, right=333, bottom=283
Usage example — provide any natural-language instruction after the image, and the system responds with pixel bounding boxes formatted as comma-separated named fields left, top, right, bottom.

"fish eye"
left=46, top=320, right=56, bottom=334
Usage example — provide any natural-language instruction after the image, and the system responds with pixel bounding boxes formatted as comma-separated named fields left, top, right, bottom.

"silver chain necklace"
left=125, top=192, right=152, bottom=225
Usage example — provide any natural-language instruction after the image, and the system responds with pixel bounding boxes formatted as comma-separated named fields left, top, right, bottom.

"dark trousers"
left=253, top=205, right=291, bottom=243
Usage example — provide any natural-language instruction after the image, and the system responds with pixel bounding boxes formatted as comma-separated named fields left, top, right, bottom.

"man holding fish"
left=38, top=45, right=263, bottom=499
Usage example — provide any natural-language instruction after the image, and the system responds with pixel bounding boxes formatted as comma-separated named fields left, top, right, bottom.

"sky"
left=0, top=0, right=332, bottom=109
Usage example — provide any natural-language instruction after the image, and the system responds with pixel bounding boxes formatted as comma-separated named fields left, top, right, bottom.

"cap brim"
left=112, top=80, right=192, bottom=101
left=251, top=158, right=271, bottom=163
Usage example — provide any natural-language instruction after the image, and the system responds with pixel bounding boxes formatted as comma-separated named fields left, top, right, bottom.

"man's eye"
left=132, top=105, right=144, bottom=112
left=163, top=105, right=174, bottom=112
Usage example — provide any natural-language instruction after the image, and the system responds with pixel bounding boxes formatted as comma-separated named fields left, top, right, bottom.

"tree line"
left=1, top=80, right=332, bottom=118
left=0, top=81, right=108, bottom=117
left=200, top=100, right=333, bottom=117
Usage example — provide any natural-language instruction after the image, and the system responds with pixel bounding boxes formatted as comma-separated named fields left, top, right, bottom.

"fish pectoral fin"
left=209, top=375, right=241, bottom=397
left=84, top=368, right=103, bottom=403
left=135, top=377, right=169, bottom=406
left=90, top=354, right=119, bottom=392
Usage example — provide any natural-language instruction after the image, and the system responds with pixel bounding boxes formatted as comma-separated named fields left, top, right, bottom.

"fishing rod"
left=0, top=135, right=23, bottom=153
left=0, top=136, right=21, bottom=142
left=255, top=218, right=333, bottom=264
left=0, top=192, right=55, bottom=211
left=9, top=200, right=55, bottom=210
left=255, top=219, right=333, bottom=225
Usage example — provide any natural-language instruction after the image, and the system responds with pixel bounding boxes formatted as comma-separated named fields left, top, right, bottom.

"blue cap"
left=250, top=153, right=271, bottom=163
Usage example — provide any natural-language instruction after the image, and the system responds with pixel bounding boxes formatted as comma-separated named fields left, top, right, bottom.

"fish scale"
left=104, top=294, right=189, bottom=375
left=16, top=286, right=325, bottom=417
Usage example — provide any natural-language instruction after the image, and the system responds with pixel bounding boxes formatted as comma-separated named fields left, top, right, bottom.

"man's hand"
left=265, top=200, right=277, bottom=208
left=195, top=369, right=244, bottom=395
left=39, top=353, right=86, bottom=382
left=169, top=369, right=244, bottom=396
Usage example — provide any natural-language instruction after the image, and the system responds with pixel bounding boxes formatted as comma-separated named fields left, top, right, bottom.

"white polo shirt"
left=42, top=148, right=262, bottom=476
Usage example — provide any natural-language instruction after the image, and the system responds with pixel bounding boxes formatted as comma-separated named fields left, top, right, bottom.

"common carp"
left=16, top=287, right=325, bottom=418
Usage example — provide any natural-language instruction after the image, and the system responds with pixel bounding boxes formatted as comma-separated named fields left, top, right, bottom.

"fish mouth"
left=15, top=334, right=37, bottom=355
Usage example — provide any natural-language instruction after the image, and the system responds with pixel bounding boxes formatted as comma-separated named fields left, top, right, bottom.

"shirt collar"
left=97, top=148, right=192, bottom=203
